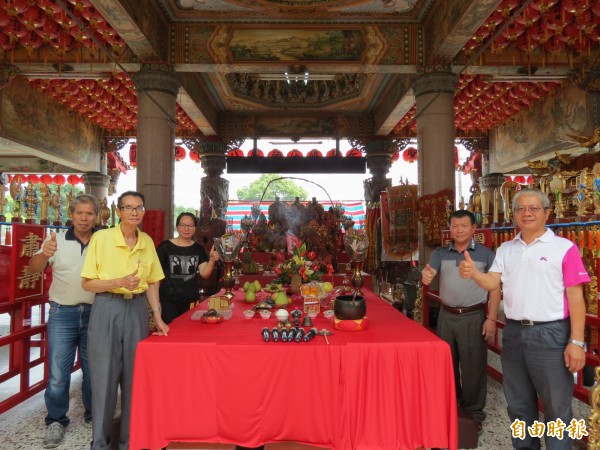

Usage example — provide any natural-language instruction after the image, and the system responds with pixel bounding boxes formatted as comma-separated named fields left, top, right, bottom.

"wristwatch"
left=568, top=338, right=587, bottom=350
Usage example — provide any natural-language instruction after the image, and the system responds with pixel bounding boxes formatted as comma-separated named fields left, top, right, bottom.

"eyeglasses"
left=178, top=224, right=196, bottom=229
left=514, top=206, right=545, bottom=214
left=120, top=205, right=145, bottom=213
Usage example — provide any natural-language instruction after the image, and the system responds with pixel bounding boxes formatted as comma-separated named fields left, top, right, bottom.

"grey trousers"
left=437, top=307, right=488, bottom=423
left=88, top=293, right=148, bottom=450
left=502, top=319, right=574, bottom=450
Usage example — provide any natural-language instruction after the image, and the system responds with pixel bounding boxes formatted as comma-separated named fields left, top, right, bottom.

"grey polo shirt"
left=428, top=239, right=496, bottom=308
left=35, top=227, right=96, bottom=306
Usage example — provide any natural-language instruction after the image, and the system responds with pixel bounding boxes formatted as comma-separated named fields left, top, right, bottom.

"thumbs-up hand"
left=42, top=231, right=58, bottom=257
left=209, top=245, right=219, bottom=262
left=459, top=251, right=478, bottom=279
left=122, top=268, right=140, bottom=291
left=421, top=264, right=437, bottom=285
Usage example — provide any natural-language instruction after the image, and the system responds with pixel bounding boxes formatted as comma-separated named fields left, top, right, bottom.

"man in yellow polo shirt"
left=81, top=190, right=167, bottom=450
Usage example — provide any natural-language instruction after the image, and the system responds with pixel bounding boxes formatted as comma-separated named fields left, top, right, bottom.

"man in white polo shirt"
left=459, top=189, right=589, bottom=450
left=28, top=194, right=98, bottom=448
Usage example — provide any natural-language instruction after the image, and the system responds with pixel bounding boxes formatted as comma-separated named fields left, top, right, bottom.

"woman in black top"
left=156, top=212, right=220, bottom=323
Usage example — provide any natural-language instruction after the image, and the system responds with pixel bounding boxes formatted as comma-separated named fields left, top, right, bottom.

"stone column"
left=412, top=71, right=457, bottom=263
left=363, top=140, right=395, bottom=204
left=82, top=171, right=110, bottom=201
left=133, top=64, right=180, bottom=238
left=195, top=138, right=229, bottom=218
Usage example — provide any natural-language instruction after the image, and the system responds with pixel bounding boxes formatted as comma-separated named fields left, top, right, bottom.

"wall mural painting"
left=493, top=83, right=590, bottom=173
left=0, top=77, right=99, bottom=172
left=229, top=29, right=365, bottom=62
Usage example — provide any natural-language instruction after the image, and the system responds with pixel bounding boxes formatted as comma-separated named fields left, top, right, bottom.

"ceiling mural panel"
left=492, top=82, right=592, bottom=173
left=0, top=77, right=100, bottom=172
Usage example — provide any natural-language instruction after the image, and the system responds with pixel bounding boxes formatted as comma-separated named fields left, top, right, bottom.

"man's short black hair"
left=117, top=191, right=145, bottom=208
left=448, top=209, right=476, bottom=225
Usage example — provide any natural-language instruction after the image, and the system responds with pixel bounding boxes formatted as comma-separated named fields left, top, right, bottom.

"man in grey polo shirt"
left=28, top=194, right=98, bottom=448
left=422, top=209, right=500, bottom=433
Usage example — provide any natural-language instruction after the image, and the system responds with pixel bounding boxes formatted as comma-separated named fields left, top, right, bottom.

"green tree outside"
left=235, top=174, right=308, bottom=201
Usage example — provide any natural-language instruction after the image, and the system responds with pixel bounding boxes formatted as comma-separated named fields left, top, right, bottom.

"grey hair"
left=70, top=194, right=99, bottom=215
left=511, top=189, right=550, bottom=211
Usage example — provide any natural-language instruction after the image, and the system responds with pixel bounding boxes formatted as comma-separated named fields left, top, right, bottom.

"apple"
left=322, top=281, right=333, bottom=293
left=245, top=291, right=256, bottom=302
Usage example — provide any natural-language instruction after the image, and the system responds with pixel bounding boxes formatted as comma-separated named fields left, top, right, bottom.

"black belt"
left=101, top=292, right=145, bottom=300
left=49, top=301, right=91, bottom=307
left=441, top=303, right=486, bottom=315
left=506, top=318, right=567, bottom=326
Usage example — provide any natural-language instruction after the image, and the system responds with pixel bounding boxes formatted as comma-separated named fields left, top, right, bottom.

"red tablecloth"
left=130, top=289, right=458, bottom=450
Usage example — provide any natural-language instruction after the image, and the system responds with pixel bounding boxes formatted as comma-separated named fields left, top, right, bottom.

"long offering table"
left=130, top=288, right=458, bottom=450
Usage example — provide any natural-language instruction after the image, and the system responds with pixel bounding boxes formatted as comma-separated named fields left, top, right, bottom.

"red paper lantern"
left=249, top=148, right=264, bottom=157
left=227, top=148, right=244, bottom=157
left=307, top=149, right=322, bottom=157
left=28, top=174, right=40, bottom=184
left=514, top=175, right=526, bottom=184
left=345, top=148, right=362, bottom=157
left=67, top=174, right=80, bottom=185
left=267, top=149, right=283, bottom=157
left=189, top=151, right=200, bottom=163
left=129, top=143, right=137, bottom=168
left=402, top=147, right=418, bottom=163
left=53, top=174, right=66, bottom=186
left=40, top=174, right=53, bottom=184
left=391, top=151, right=400, bottom=162
left=326, top=149, right=342, bottom=157
left=174, top=145, right=186, bottom=161
left=287, top=149, right=303, bottom=157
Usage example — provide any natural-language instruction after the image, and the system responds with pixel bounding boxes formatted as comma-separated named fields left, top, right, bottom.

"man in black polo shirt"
left=421, top=209, right=500, bottom=434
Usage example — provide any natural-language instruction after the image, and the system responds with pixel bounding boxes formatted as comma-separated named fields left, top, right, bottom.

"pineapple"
left=290, top=274, right=302, bottom=293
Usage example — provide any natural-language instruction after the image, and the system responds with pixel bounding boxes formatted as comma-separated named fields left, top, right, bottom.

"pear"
left=243, top=281, right=251, bottom=292
left=245, top=290, right=256, bottom=302
left=274, top=291, right=289, bottom=306
left=254, top=280, right=262, bottom=292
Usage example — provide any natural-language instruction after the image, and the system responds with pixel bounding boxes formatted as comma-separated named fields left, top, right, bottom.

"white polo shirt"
left=36, top=228, right=96, bottom=306
left=489, top=229, right=590, bottom=321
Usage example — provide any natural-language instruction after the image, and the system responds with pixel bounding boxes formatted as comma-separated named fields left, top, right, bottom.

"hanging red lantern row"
left=454, top=75, right=561, bottom=132
left=174, top=145, right=186, bottom=161
left=462, top=0, right=600, bottom=58
left=287, top=149, right=302, bottom=157
left=326, top=149, right=342, bottom=157
left=268, top=149, right=283, bottom=157
left=307, top=149, right=322, bottom=157
left=0, top=0, right=127, bottom=59
left=402, top=147, right=418, bottom=163
left=129, top=143, right=137, bottom=168
left=41, top=174, right=53, bottom=184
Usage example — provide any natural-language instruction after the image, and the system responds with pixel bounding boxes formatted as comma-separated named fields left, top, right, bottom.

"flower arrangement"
left=273, top=239, right=334, bottom=286
left=344, top=228, right=369, bottom=261
left=213, top=230, right=245, bottom=261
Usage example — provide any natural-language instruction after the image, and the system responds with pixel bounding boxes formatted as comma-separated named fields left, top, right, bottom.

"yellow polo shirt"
left=81, top=226, right=164, bottom=294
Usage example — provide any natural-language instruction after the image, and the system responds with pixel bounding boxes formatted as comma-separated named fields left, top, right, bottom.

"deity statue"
left=306, top=197, right=325, bottom=223
left=9, top=175, right=22, bottom=220
left=268, top=196, right=288, bottom=231
left=287, top=196, right=306, bottom=234
left=194, top=195, right=227, bottom=295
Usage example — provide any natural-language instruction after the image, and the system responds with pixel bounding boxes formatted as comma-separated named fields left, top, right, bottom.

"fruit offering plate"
left=200, top=315, right=224, bottom=324
left=263, top=283, right=285, bottom=293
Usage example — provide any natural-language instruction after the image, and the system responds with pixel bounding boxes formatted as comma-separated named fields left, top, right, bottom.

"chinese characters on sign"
left=10, top=225, right=45, bottom=301
left=511, top=419, right=588, bottom=440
